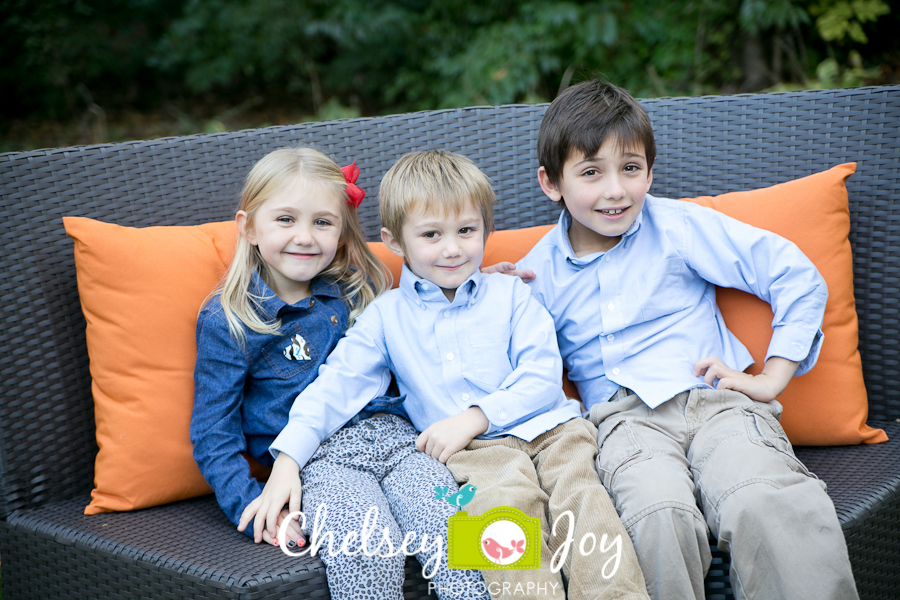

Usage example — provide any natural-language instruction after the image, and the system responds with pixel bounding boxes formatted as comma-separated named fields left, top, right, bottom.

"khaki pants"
left=590, top=387, right=858, bottom=600
left=447, top=417, right=649, bottom=600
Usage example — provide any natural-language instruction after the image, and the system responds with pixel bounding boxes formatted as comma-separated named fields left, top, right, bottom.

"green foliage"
left=0, top=0, right=896, bottom=134
left=153, top=0, right=322, bottom=94
left=812, top=0, right=890, bottom=43
left=817, top=50, right=881, bottom=85
left=0, top=0, right=181, bottom=118
left=739, top=0, right=810, bottom=34
left=389, top=0, right=748, bottom=106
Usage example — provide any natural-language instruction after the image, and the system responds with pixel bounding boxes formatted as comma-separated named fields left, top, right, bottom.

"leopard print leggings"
left=301, top=414, right=489, bottom=600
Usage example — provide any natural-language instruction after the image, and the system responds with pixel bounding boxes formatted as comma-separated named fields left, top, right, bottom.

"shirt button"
left=605, top=255, right=611, bottom=262
left=443, top=311, right=450, bottom=318
left=607, top=334, right=614, bottom=341
left=608, top=303, right=615, bottom=311
left=612, top=367, right=620, bottom=375
left=422, top=283, right=430, bottom=290
left=330, top=316, right=338, bottom=324
left=447, top=352, right=454, bottom=360
left=309, top=299, right=315, bottom=308
left=462, top=393, right=470, bottom=401
left=499, top=410, right=507, bottom=419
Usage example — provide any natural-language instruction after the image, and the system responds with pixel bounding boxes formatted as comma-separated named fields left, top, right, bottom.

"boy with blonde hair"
left=515, top=80, right=857, bottom=600
left=247, top=150, right=650, bottom=599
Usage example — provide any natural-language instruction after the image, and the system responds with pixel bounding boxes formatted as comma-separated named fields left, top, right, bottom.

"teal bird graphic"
left=434, top=484, right=477, bottom=507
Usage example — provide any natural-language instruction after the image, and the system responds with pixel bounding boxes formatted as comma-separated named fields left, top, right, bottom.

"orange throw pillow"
left=65, top=217, right=238, bottom=514
left=67, top=162, right=881, bottom=516
left=683, top=163, right=885, bottom=445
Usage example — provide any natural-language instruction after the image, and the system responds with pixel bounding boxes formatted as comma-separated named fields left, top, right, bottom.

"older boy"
left=516, top=80, right=858, bottom=600
left=245, top=150, right=650, bottom=600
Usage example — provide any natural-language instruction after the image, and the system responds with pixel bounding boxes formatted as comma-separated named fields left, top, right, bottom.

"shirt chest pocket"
left=258, top=323, right=320, bottom=379
left=465, top=324, right=513, bottom=386
left=632, top=258, right=692, bottom=322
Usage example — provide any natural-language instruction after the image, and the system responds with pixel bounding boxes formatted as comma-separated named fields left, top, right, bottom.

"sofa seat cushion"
left=4, top=424, right=900, bottom=600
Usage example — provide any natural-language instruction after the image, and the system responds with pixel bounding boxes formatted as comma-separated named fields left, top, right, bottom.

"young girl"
left=191, top=147, right=487, bottom=600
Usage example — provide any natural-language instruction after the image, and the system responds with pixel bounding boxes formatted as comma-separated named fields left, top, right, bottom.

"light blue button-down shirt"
left=518, top=194, right=827, bottom=410
left=271, top=264, right=581, bottom=470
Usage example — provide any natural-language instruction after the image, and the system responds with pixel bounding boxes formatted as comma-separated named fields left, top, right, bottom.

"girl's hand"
left=416, top=407, right=489, bottom=463
left=693, top=356, right=798, bottom=403
left=259, top=508, right=306, bottom=548
left=237, top=453, right=303, bottom=544
left=481, top=261, right=536, bottom=282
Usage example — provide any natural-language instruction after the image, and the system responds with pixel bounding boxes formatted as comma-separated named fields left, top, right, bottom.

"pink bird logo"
left=482, top=538, right=525, bottom=562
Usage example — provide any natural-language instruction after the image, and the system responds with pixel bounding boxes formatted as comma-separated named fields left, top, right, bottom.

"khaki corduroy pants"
left=447, top=417, right=650, bottom=600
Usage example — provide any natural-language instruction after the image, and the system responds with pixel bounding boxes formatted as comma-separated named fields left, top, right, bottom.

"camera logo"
left=440, top=484, right=541, bottom=572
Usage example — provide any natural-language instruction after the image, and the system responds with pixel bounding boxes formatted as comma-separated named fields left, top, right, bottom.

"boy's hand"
left=694, top=356, right=799, bottom=403
left=238, top=453, right=303, bottom=545
left=481, top=261, right=536, bottom=283
left=416, top=407, right=489, bottom=463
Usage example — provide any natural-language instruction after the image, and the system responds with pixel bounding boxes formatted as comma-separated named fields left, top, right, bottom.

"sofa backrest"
left=1, top=85, right=898, bottom=518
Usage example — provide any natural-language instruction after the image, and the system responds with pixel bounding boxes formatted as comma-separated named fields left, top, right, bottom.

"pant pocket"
left=596, top=419, right=649, bottom=490
left=742, top=403, right=820, bottom=484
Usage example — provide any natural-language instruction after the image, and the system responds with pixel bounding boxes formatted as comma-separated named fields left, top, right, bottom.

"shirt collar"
left=398, top=263, right=482, bottom=307
left=250, top=271, right=342, bottom=320
left=552, top=205, right=645, bottom=267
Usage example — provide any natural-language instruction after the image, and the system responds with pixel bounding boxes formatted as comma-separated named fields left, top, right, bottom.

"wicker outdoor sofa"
left=1, top=85, right=899, bottom=600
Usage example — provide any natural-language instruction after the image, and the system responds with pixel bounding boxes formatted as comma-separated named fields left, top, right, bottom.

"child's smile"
left=538, top=136, right=652, bottom=257
left=384, top=203, right=486, bottom=302
left=599, top=207, right=627, bottom=217
left=240, top=176, right=344, bottom=304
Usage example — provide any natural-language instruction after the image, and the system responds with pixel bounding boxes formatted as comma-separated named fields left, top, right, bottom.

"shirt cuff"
left=237, top=480, right=265, bottom=539
left=766, top=325, right=824, bottom=377
left=269, top=423, right=322, bottom=472
left=472, top=390, right=519, bottom=436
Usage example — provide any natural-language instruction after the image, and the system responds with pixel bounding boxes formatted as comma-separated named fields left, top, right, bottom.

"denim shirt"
left=191, top=272, right=405, bottom=535
left=518, top=196, right=827, bottom=410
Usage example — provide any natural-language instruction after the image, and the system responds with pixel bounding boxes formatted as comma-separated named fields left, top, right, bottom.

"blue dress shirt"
left=271, top=265, right=581, bottom=471
left=191, top=273, right=405, bottom=535
left=517, top=195, right=827, bottom=410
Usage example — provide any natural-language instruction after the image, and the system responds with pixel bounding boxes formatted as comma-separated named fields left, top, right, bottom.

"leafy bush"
left=1, top=0, right=895, bottom=138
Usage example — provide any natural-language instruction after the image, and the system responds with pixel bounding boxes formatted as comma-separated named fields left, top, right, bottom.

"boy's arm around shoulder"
left=192, top=304, right=265, bottom=537
left=473, top=275, right=569, bottom=428
left=513, top=232, right=560, bottom=309
left=481, top=217, right=558, bottom=284
left=481, top=261, right=535, bottom=282
left=677, top=200, right=828, bottom=377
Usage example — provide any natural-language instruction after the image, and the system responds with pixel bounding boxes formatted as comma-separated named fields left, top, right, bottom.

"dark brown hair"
left=538, top=80, right=656, bottom=185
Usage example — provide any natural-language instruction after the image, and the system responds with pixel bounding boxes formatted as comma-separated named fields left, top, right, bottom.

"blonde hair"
left=379, top=150, right=495, bottom=246
left=217, top=147, right=390, bottom=344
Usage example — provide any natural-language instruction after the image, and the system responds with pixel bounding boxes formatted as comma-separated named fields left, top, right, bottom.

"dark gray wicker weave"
left=1, top=85, right=899, bottom=599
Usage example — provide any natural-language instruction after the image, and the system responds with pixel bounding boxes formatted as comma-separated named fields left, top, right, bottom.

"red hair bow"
left=341, top=160, right=366, bottom=209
